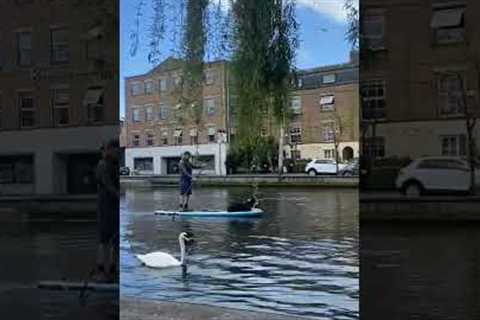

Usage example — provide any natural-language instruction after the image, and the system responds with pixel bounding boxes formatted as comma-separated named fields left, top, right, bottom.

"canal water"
left=120, top=187, right=359, bottom=319
left=0, top=213, right=118, bottom=319
left=361, top=221, right=480, bottom=320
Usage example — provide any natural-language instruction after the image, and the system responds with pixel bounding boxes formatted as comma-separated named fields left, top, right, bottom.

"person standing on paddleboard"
left=179, top=151, right=204, bottom=211
left=95, top=139, right=120, bottom=282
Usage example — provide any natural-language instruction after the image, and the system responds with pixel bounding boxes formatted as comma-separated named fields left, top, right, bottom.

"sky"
left=120, top=0, right=357, bottom=117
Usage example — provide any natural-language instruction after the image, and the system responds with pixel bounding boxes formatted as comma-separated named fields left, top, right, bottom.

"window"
left=18, top=92, right=35, bottom=128
left=323, top=74, right=336, bottom=84
left=50, top=28, right=69, bottom=64
left=159, top=78, right=167, bottom=92
left=145, top=105, right=154, bottom=121
left=436, top=73, right=464, bottom=116
left=159, top=103, right=168, bottom=120
left=132, top=109, right=141, bottom=122
left=324, top=149, right=335, bottom=159
left=0, top=155, right=34, bottom=184
left=290, top=127, right=302, bottom=144
left=190, top=128, right=198, bottom=145
left=131, top=83, right=142, bottom=96
left=146, top=133, right=154, bottom=146
left=441, top=134, right=466, bottom=156
left=205, top=98, right=216, bottom=116
left=361, top=80, right=386, bottom=119
left=174, top=129, right=183, bottom=145
left=364, top=136, right=385, bottom=158
left=134, top=157, right=153, bottom=171
left=418, top=158, right=467, bottom=170
left=172, top=74, right=181, bottom=86
left=132, top=134, right=140, bottom=146
left=144, top=81, right=154, bottom=95
left=84, top=86, right=104, bottom=123
left=208, top=127, right=216, bottom=143
left=161, top=131, right=168, bottom=145
left=291, top=150, right=301, bottom=160
left=205, top=70, right=216, bottom=85
left=431, top=7, right=465, bottom=44
left=363, top=15, right=385, bottom=50
left=290, top=96, right=302, bottom=114
left=17, top=31, right=32, bottom=66
left=322, top=124, right=335, bottom=142
left=319, top=95, right=335, bottom=111
left=50, top=87, right=70, bottom=126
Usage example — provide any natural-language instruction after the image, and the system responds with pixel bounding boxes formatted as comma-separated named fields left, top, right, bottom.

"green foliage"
left=227, top=136, right=279, bottom=173
left=344, top=0, right=359, bottom=50
left=230, top=0, right=298, bottom=153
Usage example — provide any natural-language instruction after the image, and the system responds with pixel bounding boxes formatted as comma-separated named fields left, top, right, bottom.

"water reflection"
left=121, top=187, right=359, bottom=319
left=0, top=216, right=118, bottom=319
left=361, top=222, right=480, bottom=320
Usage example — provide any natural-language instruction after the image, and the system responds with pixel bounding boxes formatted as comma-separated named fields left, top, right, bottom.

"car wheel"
left=404, top=182, right=422, bottom=197
left=308, top=169, right=317, bottom=176
left=342, top=170, right=353, bottom=177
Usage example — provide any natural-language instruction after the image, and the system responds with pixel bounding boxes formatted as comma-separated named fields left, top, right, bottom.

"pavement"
left=121, top=297, right=316, bottom=320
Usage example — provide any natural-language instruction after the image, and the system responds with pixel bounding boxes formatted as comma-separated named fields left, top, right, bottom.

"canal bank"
left=121, top=297, right=317, bottom=320
left=361, top=192, right=480, bottom=221
left=0, top=194, right=97, bottom=217
left=121, top=174, right=358, bottom=188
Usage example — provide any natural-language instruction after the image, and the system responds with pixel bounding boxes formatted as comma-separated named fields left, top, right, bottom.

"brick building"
left=124, top=57, right=229, bottom=175
left=0, top=0, right=118, bottom=194
left=124, top=56, right=358, bottom=175
left=286, top=61, right=359, bottom=161
left=361, top=0, right=480, bottom=159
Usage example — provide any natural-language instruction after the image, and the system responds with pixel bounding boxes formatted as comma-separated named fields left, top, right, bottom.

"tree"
left=323, top=111, right=344, bottom=173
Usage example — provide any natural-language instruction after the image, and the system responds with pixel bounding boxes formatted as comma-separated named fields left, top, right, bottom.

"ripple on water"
left=121, top=188, right=359, bottom=319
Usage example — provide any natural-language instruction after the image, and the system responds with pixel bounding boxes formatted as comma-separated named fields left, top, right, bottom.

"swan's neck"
left=179, top=238, right=186, bottom=265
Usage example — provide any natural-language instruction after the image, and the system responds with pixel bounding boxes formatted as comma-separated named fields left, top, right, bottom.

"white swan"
left=136, top=232, right=192, bottom=268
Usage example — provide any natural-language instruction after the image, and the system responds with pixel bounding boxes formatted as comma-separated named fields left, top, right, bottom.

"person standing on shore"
left=95, top=139, right=120, bottom=282
left=178, top=151, right=204, bottom=211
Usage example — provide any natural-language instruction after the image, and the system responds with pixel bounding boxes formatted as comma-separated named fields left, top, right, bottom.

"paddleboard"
left=38, top=280, right=118, bottom=292
left=155, top=207, right=264, bottom=217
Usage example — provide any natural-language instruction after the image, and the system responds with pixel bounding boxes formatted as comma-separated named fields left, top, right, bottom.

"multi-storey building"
left=124, top=56, right=358, bottom=175
left=361, top=0, right=480, bottom=159
left=286, top=61, right=359, bottom=161
left=124, top=57, right=229, bottom=175
left=0, top=0, right=118, bottom=195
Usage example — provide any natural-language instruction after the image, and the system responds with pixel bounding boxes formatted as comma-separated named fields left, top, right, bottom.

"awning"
left=208, top=127, right=216, bottom=135
left=320, top=95, right=334, bottom=105
left=83, top=87, right=104, bottom=106
left=55, top=92, right=70, bottom=105
left=431, top=8, right=464, bottom=28
left=189, top=128, right=198, bottom=137
left=174, top=129, right=183, bottom=137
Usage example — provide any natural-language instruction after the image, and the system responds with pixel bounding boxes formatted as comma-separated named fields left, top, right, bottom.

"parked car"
left=305, top=159, right=347, bottom=176
left=120, top=166, right=130, bottom=176
left=339, top=158, right=359, bottom=176
left=395, top=156, right=480, bottom=196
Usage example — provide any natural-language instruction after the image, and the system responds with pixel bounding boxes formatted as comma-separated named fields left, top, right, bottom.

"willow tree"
left=179, top=0, right=208, bottom=127
left=230, top=0, right=298, bottom=173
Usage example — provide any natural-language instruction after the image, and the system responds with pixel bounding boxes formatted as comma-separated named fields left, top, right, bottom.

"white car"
left=395, top=156, right=479, bottom=196
left=305, top=159, right=347, bottom=176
